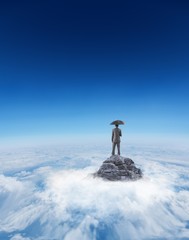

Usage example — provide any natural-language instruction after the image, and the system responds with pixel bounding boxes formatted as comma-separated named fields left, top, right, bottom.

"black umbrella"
left=110, top=120, right=125, bottom=125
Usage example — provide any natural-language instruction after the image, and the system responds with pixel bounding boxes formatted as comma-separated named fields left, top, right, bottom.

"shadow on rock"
left=94, top=155, right=142, bottom=181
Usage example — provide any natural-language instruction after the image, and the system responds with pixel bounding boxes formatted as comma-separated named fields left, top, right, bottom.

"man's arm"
left=119, top=129, right=122, bottom=137
left=112, top=130, right=114, bottom=142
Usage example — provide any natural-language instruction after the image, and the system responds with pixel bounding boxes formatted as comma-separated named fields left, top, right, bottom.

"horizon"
left=1, top=132, right=189, bottom=151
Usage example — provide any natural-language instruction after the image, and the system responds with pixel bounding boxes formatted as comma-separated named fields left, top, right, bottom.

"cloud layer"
left=0, top=144, right=189, bottom=240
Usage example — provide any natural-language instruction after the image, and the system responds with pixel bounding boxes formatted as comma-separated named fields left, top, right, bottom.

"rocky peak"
left=94, top=155, right=142, bottom=181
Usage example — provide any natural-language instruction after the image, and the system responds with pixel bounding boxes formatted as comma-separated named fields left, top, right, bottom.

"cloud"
left=0, top=144, right=189, bottom=239
left=10, top=234, right=31, bottom=240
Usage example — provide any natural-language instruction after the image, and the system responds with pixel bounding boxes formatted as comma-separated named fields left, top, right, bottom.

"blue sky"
left=0, top=0, right=189, bottom=146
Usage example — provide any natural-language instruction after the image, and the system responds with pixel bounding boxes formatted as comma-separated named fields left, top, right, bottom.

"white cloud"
left=10, top=234, right=31, bottom=240
left=0, top=144, right=189, bottom=239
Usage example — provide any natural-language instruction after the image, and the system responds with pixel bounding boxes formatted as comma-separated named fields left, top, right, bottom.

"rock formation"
left=94, top=155, right=142, bottom=181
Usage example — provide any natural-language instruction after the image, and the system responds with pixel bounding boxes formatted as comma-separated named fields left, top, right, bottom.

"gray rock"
left=124, top=158, right=134, bottom=165
left=94, top=155, right=142, bottom=181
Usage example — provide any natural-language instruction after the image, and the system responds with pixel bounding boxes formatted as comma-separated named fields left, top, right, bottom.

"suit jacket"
left=112, top=127, right=122, bottom=143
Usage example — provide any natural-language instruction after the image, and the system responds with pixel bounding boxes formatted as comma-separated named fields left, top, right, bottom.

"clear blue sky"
left=0, top=0, right=189, bottom=145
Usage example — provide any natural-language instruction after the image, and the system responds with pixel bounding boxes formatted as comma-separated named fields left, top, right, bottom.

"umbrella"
left=110, top=120, right=125, bottom=125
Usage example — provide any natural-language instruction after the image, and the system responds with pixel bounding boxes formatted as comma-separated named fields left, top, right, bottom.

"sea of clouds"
left=0, top=143, right=189, bottom=240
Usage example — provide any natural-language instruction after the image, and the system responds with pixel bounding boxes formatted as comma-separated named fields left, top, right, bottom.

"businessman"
left=111, top=124, right=122, bottom=155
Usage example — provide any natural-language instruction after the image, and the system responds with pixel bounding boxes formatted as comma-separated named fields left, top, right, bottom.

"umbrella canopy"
left=110, top=120, right=125, bottom=125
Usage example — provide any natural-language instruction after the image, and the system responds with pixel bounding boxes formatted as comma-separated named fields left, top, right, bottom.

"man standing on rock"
left=112, top=124, right=122, bottom=155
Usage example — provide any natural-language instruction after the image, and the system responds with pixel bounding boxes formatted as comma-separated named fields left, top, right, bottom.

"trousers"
left=112, top=142, right=120, bottom=155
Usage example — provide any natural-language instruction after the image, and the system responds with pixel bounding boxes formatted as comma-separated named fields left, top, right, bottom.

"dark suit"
left=112, top=127, right=122, bottom=155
